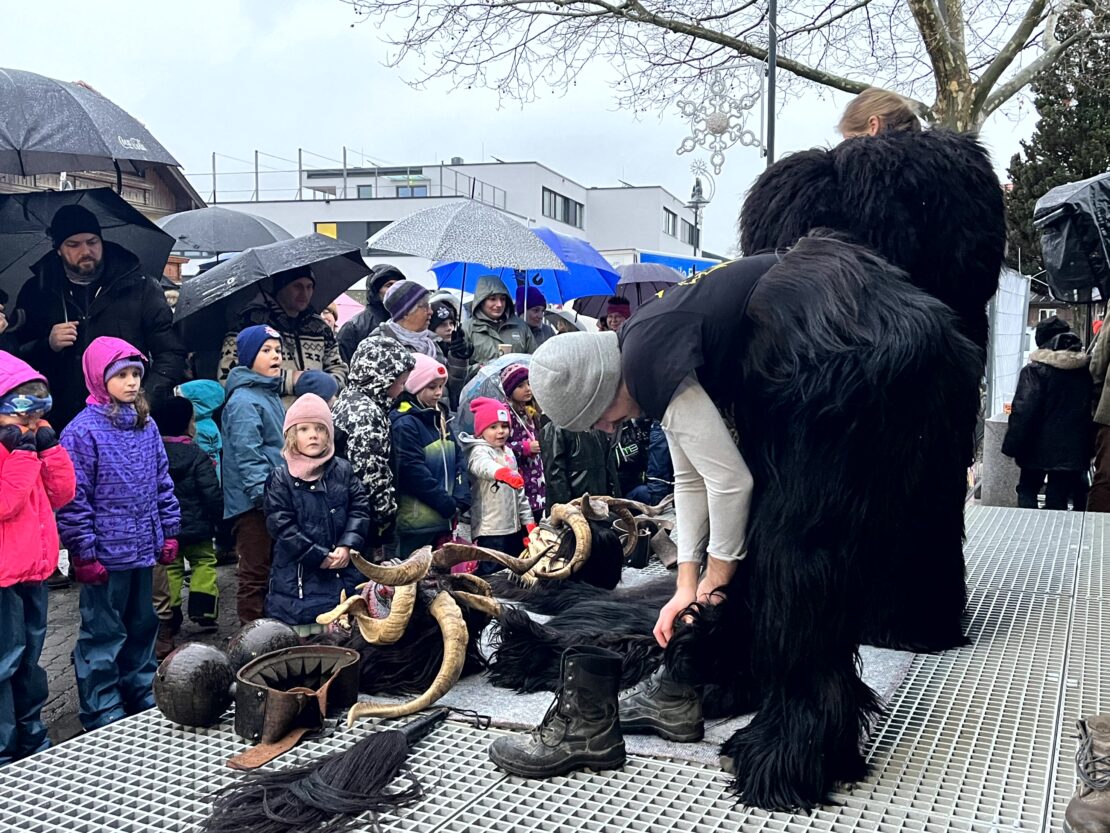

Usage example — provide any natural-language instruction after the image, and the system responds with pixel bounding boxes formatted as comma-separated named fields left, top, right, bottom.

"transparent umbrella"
left=456, top=353, right=532, bottom=436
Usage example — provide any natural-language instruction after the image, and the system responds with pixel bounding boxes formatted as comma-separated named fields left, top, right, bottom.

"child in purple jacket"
left=57, top=337, right=181, bottom=731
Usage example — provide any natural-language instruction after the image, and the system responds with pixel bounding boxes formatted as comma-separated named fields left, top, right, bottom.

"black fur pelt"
left=739, top=129, right=1004, bottom=655
left=664, top=235, right=983, bottom=811
left=486, top=578, right=673, bottom=692
left=738, top=129, right=1005, bottom=352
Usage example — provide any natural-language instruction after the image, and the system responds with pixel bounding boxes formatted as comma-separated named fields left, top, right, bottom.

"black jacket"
left=263, top=457, right=370, bottom=625
left=337, top=298, right=389, bottom=364
left=163, top=439, right=222, bottom=543
left=541, top=420, right=620, bottom=508
left=16, top=242, right=185, bottom=430
left=1002, top=346, right=1094, bottom=471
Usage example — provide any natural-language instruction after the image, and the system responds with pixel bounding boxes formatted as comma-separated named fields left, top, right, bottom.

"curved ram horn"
left=432, top=542, right=545, bottom=575
left=595, top=494, right=675, bottom=517
left=445, top=572, right=496, bottom=597
left=346, top=592, right=467, bottom=724
left=351, top=547, right=433, bottom=586
left=571, top=493, right=609, bottom=522
left=351, top=582, right=418, bottom=645
left=532, top=503, right=592, bottom=580
left=611, top=504, right=639, bottom=559
left=315, top=593, right=370, bottom=627
left=449, top=590, right=502, bottom=619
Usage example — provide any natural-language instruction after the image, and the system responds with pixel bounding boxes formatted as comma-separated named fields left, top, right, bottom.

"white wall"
left=586, top=187, right=698, bottom=255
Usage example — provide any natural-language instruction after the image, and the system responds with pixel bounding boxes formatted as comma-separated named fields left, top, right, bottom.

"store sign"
left=638, top=251, right=718, bottom=276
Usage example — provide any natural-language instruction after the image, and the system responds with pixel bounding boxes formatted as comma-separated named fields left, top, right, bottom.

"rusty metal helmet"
left=153, top=642, right=235, bottom=728
left=225, top=619, right=301, bottom=672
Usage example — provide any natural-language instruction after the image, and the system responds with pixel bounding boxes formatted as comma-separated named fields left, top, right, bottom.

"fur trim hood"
left=1030, top=347, right=1090, bottom=371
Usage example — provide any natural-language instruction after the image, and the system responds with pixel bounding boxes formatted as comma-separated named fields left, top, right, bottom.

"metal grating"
left=1076, top=511, right=1110, bottom=599
left=0, top=505, right=1095, bottom=833
left=963, top=505, right=1081, bottom=595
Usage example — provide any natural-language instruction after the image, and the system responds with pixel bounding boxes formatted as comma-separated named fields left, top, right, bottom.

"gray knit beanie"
left=530, top=331, right=621, bottom=431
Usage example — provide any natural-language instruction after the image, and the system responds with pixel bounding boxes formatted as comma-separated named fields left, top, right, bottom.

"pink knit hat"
left=470, top=396, right=511, bottom=436
left=405, top=353, right=448, bottom=394
left=282, top=393, right=335, bottom=479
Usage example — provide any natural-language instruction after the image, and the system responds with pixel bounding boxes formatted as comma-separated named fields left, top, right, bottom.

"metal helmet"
left=225, top=618, right=301, bottom=672
left=153, top=642, right=234, bottom=728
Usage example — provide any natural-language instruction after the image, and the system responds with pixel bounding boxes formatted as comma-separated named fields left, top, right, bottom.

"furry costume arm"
left=660, top=375, right=752, bottom=565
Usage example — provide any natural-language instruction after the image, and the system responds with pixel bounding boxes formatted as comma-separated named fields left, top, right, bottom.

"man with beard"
left=16, top=205, right=185, bottom=433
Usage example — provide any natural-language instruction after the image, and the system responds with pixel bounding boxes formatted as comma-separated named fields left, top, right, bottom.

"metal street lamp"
left=687, top=177, right=710, bottom=258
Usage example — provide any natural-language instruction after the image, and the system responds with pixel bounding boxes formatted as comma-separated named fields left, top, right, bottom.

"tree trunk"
left=931, top=79, right=982, bottom=132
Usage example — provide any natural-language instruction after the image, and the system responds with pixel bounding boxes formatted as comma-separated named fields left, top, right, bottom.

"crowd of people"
left=0, top=206, right=671, bottom=763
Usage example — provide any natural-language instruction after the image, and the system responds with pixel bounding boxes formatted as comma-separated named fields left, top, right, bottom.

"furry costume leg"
left=667, top=236, right=984, bottom=810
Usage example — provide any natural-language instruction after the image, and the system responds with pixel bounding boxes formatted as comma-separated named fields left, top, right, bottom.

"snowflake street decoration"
left=676, top=74, right=762, bottom=174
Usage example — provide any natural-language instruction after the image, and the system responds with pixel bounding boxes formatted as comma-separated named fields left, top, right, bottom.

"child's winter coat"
left=176, top=379, right=225, bottom=473
left=506, top=403, right=545, bottom=516
left=163, top=436, right=222, bottom=545
left=459, top=434, right=533, bottom=537
left=390, top=394, right=464, bottom=542
left=332, top=337, right=415, bottom=538
left=264, top=394, right=371, bottom=625
left=0, top=353, right=76, bottom=587
left=58, top=338, right=180, bottom=570
left=220, top=366, right=284, bottom=519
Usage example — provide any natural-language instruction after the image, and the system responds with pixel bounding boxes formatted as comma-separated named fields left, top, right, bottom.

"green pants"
left=160, top=541, right=219, bottom=624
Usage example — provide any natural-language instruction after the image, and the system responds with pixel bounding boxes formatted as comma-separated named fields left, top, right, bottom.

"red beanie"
left=606, top=296, right=631, bottom=317
left=470, top=396, right=511, bottom=436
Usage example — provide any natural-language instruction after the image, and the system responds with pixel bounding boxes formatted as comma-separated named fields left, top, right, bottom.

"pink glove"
left=158, top=538, right=179, bottom=566
left=494, top=467, right=524, bottom=490
left=71, top=553, right=108, bottom=585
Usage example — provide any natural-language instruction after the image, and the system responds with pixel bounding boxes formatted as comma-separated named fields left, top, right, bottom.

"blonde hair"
left=283, top=423, right=331, bottom=457
left=838, top=87, right=921, bottom=137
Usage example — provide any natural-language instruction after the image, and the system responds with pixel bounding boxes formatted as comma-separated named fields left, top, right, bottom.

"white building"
left=207, top=158, right=719, bottom=288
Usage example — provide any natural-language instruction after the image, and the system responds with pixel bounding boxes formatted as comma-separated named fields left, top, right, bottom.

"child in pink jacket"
left=0, top=351, right=76, bottom=764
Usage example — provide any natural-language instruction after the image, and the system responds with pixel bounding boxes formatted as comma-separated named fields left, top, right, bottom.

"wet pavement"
left=42, top=562, right=241, bottom=744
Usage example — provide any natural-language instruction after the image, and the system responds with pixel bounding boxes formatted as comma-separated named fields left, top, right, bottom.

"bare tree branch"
left=973, top=0, right=1048, bottom=110
left=981, top=26, right=1090, bottom=115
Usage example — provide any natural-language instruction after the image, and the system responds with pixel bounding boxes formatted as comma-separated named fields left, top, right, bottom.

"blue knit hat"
left=293, top=369, right=339, bottom=402
left=237, top=325, right=281, bottom=371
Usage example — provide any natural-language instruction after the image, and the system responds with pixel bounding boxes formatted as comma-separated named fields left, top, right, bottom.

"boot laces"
left=1076, top=720, right=1110, bottom=791
left=535, top=690, right=568, bottom=747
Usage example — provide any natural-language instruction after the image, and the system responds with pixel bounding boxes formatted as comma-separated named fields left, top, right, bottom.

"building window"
left=317, top=220, right=393, bottom=255
left=397, top=185, right=428, bottom=198
left=680, top=219, right=699, bottom=249
left=663, top=209, right=677, bottom=237
left=357, top=184, right=373, bottom=199
left=1038, top=308, right=1058, bottom=321
left=542, top=187, right=585, bottom=229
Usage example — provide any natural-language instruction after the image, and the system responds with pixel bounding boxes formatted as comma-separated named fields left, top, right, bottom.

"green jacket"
left=462, top=275, right=535, bottom=375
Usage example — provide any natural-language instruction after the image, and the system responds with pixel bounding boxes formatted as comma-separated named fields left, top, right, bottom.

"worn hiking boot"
left=1065, top=714, right=1110, bottom=833
left=619, top=665, right=704, bottom=743
left=489, top=646, right=626, bottom=778
left=155, top=622, right=176, bottom=662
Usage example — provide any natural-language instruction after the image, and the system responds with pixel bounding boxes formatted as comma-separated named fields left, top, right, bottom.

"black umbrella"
left=157, top=206, right=293, bottom=255
left=573, top=262, right=684, bottom=318
left=174, top=234, right=369, bottom=340
left=0, top=187, right=174, bottom=301
left=0, top=69, right=180, bottom=176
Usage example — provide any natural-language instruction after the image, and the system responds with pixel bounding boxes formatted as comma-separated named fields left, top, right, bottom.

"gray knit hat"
left=530, top=331, right=621, bottom=431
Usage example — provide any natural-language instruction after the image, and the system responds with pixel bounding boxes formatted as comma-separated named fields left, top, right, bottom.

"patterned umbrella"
left=0, top=69, right=179, bottom=176
left=367, top=201, right=566, bottom=270
left=431, top=226, right=619, bottom=303
left=157, top=207, right=292, bottom=255
left=573, top=262, right=684, bottom=318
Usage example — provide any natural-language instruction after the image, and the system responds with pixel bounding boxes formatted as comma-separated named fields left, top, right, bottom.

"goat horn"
left=351, top=582, right=417, bottom=645
left=535, top=503, right=592, bottom=580
left=570, top=493, right=609, bottom=521
left=449, top=590, right=502, bottom=619
left=315, top=593, right=369, bottom=627
left=346, top=592, right=467, bottom=723
left=351, top=547, right=433, bottom=585
left=611, top=504, right=639, bottom=559
left=446, top=572, right=496, bottom=597
left=432, top=542, right=544, bottom=575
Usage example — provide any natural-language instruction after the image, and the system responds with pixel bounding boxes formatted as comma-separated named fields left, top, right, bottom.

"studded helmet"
left=225, top=619, right=301, bottom=673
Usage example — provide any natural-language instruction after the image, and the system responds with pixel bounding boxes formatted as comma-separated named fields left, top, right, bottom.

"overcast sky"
left=4, top=0, right=1037, bottom=255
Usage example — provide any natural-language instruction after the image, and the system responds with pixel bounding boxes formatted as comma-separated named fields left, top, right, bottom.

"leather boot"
left=489, top=646, right=625, bottom=778
left=155, top=622, right=176, bottom=662
left=619, top=665, right=704, bottom=742
left=1066, top=714, right=1110, bottom=833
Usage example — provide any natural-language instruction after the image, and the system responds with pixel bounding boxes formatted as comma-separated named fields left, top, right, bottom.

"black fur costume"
left=488, top=130, right=1004, bottom=811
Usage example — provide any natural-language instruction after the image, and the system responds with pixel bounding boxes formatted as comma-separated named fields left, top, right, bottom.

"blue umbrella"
left=431, top=227, right=619, bottom=304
